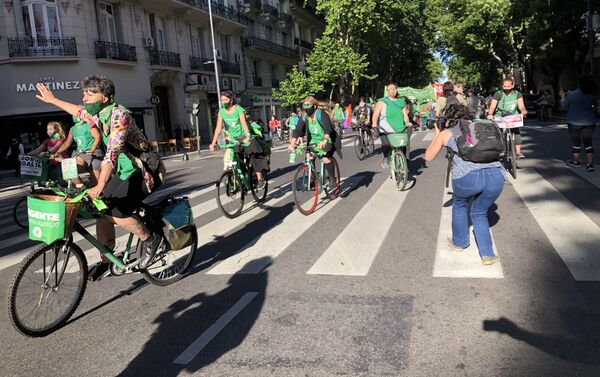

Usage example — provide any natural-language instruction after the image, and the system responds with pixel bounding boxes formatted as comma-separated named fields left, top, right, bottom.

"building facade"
left=0, top=0, right=322, bottom=156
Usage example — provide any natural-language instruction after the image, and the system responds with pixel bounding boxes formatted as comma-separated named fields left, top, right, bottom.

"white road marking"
left=509, top=168, right=600, bottom=281
left=173, top=292, right=258, bottom=365
left=432, top=188, right=504, bottom=278
left=550, top=158, right=600, bottom=191
left=422, top=131, right=436, bottom=141
left=207, top=176, right=362, bottom=275
left=307, top=178, right=409, bottom=275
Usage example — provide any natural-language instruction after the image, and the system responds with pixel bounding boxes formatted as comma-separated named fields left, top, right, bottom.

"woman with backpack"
left=425, top=104, right=505, bottom=266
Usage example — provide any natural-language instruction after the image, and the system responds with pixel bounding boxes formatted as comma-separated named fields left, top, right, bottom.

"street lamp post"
left=207, top=0, right=223, bottom=145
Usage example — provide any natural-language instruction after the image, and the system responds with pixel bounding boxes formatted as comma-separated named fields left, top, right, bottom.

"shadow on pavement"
left=117, top=257, right=270, bottom=376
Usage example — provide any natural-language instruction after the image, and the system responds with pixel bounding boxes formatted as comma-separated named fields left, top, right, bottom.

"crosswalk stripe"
left=550, top=158, right=600, bottom=190
left=509, top=168, right=600, bottom=281
left=206, top=176, right=363, bottom=275
left=432, top=188, right=504, bottom=278
left=422, top=131, right=436, bottom=141
left=306, top=177, right=409, bottom=276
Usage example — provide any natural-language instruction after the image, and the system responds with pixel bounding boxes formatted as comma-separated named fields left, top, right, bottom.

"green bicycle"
left=7, top=192, right=197, bottom=337
left=386, top=132, right=410, bottom=191
left=292, top=144, right=341, bottom=215
left=216, top=140, right=269, bottom=218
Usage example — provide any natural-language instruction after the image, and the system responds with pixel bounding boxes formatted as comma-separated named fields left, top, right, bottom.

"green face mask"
left=84, top=101, right=104, bottom=116
left=221, top=102, right=231, bottom=109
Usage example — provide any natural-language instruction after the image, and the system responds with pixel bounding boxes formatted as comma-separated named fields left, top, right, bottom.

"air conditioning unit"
left=222, top=78, right=231, bottom=89
left=143, top=37, right=155, bottom=48
left=234, top=53, right=241, bottom=62
left=200, top=75, right=210, bottom=85
left=215, top=49, right=223, bottom=59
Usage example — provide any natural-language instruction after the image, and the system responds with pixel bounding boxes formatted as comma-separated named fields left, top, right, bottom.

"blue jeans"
left=451, top=167, right=504, bottom=257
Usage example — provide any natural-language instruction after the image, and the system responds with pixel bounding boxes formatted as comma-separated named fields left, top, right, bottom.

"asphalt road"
left=1, top=119, right=600, bottom=377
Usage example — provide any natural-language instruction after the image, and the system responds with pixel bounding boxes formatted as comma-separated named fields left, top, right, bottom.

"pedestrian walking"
left=6, top=137, right=24, bottom=177
left=561, top=74, right=598, bottom=172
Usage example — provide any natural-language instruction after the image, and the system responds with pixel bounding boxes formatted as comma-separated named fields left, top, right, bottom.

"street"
left=1, top=120, right=600, bottom=377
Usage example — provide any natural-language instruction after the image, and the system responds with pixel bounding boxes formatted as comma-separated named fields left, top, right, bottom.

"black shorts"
left=102, top=172, right=147, bottom=218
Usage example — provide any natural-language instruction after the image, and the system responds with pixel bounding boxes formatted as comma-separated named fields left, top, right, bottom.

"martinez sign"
left=16, top=80, right=81, bottom=93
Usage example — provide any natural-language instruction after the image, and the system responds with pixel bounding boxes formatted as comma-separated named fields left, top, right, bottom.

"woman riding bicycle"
left=209, top=90, right=269, bottom=189
left=289, top=96, right=340, bottom=191
left=52, top=116, right=104, bottom=185
left=35, top=75, right=162, bottom=280
left=372, top=83, right=411, bottom=168
left=27, top=121, right=69, bottom=180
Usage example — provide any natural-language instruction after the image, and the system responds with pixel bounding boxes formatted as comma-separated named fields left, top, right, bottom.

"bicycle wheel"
left=142, top=227, right=198, bottom=286
left=13, top=196, right=28, bottom=229
left=292, top=165, right=319, bottom=215
left=391, top=149, right=409, bottom=191
left=323, top=157, right=341, bottom=200
left=506, top=134, right=517, bottom=179
left=216, top=170, right=245, bottom=218
left=251, top=171, right=268, bottom=202
left=8, top=241, right=87, bottom=337
left=354, top=134, right=367, bottom=160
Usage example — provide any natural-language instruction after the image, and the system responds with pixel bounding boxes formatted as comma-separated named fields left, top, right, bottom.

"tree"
left=272, top=66, right=323, bottom=106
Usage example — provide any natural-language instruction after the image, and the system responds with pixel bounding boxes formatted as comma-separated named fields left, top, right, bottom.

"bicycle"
left=7, top=191, right=198, bottom=337
left=385, top=133, right=410, bottom=191
left=353, top=120, right=375, bottom=160
left=291, top=143, right=340, bottom=215
left=494, top=115, right=522, bottom=179
left=215, top=140, right=269, bottom=218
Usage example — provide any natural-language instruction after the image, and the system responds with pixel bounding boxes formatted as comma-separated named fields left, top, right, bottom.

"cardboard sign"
left=495, top=114, right=524, bottom=129
left=61, top=158, right=78, bottom=180
left=19, top=155, right=44, bottom=178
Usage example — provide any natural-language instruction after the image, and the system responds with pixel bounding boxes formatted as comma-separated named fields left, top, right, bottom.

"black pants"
left=234, top=138, right=270, bottom=173
left=568, top=124, right=595, bottom=155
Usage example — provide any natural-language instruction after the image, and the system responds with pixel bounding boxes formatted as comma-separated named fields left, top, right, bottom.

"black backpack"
left=450, top=119, right=504, bottom=163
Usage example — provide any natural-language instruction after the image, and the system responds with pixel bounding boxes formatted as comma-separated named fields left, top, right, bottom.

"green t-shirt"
left=219, top=105, right=247, bottom=140
left=493, top=90, right=521, bottom=116
left=307, top=117, right=325, bottom=145
left=333, top=108, right=344, bottom=121
left=71, top=118, right=95, bottom=152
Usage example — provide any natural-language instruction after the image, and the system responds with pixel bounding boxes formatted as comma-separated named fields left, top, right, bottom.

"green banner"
left=384, top=85, right=437, bottom=102
left=28, top=197, right=65, bottom=244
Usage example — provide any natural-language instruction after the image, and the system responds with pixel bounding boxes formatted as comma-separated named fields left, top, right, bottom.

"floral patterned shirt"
left=76, top=104, right=149, bottom=169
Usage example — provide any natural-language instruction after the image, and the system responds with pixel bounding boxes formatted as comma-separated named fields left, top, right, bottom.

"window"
left=21, top=0, right=61, bottom=39
left=191, top=34, right=201, bottom=57
left=253, top=61, right=260, bottom=78
left=97, top=1, right=118, bottom=43
left=156, top=18, right=166, bottom=50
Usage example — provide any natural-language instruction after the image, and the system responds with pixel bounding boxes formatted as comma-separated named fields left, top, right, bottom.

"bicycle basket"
left=387, top=133, right=409, bottom=148
left=27, top=194, right=81, bottom=244
left=161, top=198, right=195, bottom=251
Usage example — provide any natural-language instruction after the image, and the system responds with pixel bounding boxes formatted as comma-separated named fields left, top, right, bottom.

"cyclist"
left=332, top=103, right=345, bottom=138
left=52, top=116, right=104, bottom=185
left=486, top=77, right=528, bottom=158
left=27, top=121, right=69, bottom=181
left=372, top=83, right=411, bottom=168
left=209, top=90, right=269, bottom=189
left=352, top=96, right=372, bottom=131
left=35, top=75, right=162, bottom=280
left=289, top=96, right=339, bottom=192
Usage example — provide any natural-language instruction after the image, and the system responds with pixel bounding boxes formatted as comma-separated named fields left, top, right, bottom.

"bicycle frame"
left=73, top=222, right=132, bottom=270
left=220, top=143, right=253, bottom=190
left=300, top=147, right=327, bottom=193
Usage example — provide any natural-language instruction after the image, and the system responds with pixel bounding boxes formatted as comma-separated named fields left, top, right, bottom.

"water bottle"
left=289, top=152, right=296, bottom=163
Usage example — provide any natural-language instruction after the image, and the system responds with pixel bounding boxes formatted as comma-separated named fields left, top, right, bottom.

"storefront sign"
left=16, top=80, right=81, bottom=93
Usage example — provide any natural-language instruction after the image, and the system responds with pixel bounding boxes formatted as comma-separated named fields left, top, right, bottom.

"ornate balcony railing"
left=8, top=36, right=77, bottom=58
left=253, top=77, right=263, bottom=87
left=149, top=49, right=181, bottom=67
left=221, top=61, right=241, bottom=75
left=95, top=41, right=137, bottom=62
left=245, top=37, right=297, bottom=58
left=262, top=4, right=278, bottom=18
left=179, top=0, right=248, bottom=25
left=190, top=56, right=212, bottom=70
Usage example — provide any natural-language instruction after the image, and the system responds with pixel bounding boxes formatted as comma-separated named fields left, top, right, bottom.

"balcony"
left=253, top=77, right=263, bottom=87
left=262, top=4, right=278, bottom=18
left=279, top=12, right=293, bottom=24
left=244, top=37, right=297, bottom=59
left=8, top=37, right=77, bottom=58
left=95, top=41, right=137, bottom=62
left=149, top=49, right=181, bottom=68
left=221, top=61, right=241, bottom=75
left=178, top=0, right=248, bottom=25
left=190, top=56, right=212, bottom=70
left=271, top=79, right=280, bottom=88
